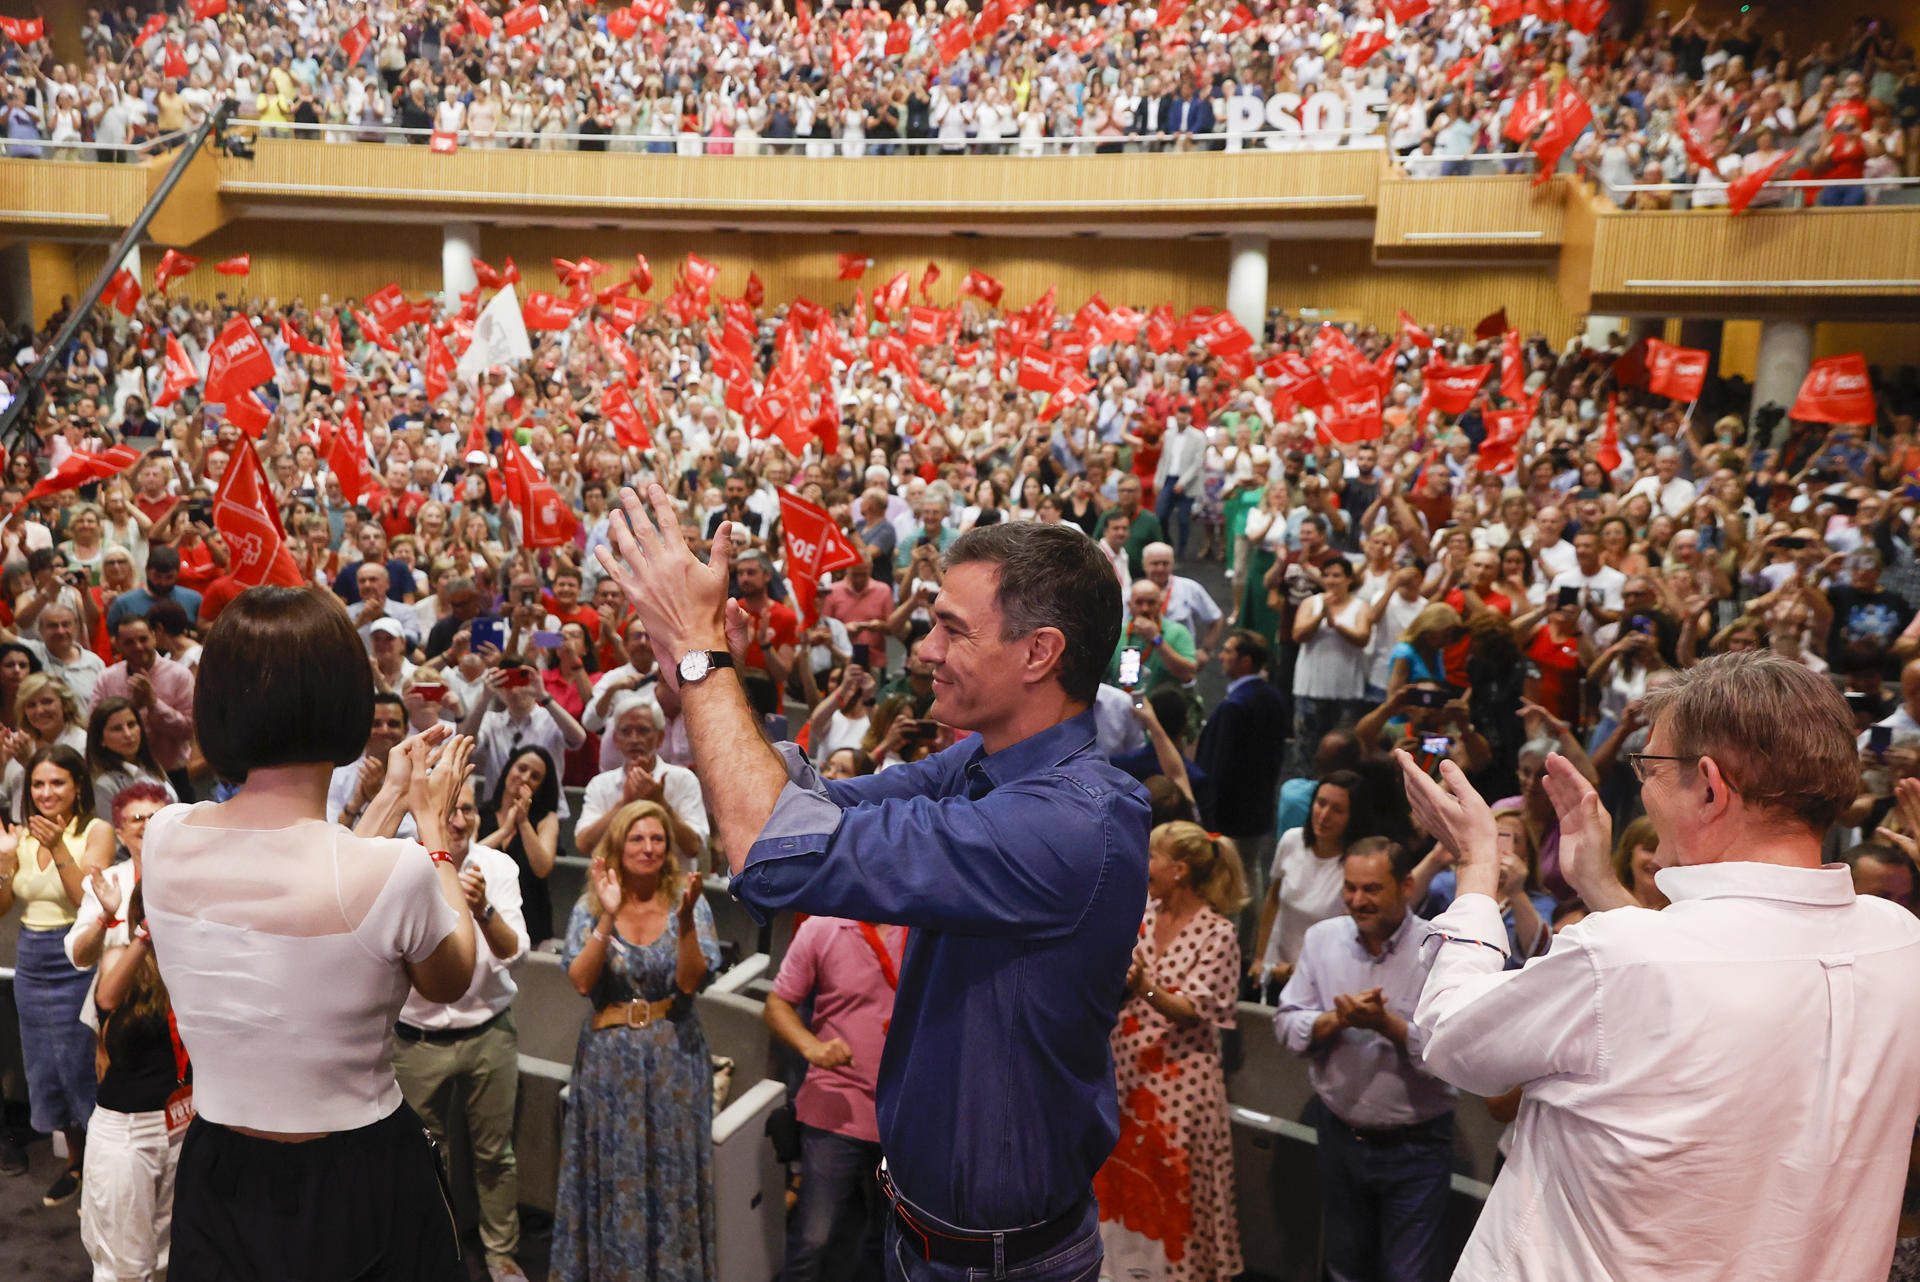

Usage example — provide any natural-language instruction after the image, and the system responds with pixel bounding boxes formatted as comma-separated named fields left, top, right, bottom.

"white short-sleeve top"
left=142, top=802, right=459, bottom=1133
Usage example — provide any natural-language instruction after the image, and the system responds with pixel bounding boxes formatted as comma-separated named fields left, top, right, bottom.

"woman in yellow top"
left=0, top=744, right=114, bottom=1206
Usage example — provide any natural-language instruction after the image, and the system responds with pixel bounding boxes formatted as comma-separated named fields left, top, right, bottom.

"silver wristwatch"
left=676, top=649, right=736, bottom=684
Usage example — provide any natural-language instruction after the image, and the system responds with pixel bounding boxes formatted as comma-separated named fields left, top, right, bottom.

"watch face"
left=678, top=650, right=712, bottom=682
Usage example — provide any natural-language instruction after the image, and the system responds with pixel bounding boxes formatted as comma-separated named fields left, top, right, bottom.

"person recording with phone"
left=458, top=654, right=587, bottom=815
left=1106, top=579, right=1197, bottom=697
left=1353, top=680, right=1490, bottom=777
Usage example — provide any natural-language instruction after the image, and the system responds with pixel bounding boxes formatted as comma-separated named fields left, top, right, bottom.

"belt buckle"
left=626, top=1001, right=652, bottom=1029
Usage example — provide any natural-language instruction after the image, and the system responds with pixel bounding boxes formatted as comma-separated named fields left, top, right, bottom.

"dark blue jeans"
left=1308, top=1097, right=1453, bottom=1282
left=883, top=1194, right=1100, bottom=1282
left=1155, top=485, right=1194, bottom=560
left=786, top=1125, right=885, bottom=1282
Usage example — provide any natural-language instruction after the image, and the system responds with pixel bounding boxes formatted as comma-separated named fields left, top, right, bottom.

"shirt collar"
left=1655, top=861, right=1856, bottom=907
left=1346, top=908, right=1425, bottom=959
left=1227, top=673, right=1261, bottom=696
left=963, top=707, right=1100, bottom=795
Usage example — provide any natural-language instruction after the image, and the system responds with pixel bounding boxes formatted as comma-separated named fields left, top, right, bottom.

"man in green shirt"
left=1107, top=579, right=1199, bottom=695
left=1113, top=475, right=1166, bottom=579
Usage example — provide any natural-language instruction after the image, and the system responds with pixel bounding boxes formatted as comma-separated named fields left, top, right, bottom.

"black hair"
left=485, top=745, right=560, bottom=822
left=944, top=522, right=1123, bottom=705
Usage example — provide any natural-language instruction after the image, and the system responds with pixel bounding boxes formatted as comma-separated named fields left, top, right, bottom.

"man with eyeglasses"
left=1398, top=652, right=1920, bottom=1281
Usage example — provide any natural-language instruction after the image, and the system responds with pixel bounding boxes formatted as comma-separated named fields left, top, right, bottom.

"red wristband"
left=428, top=850, right=454, bottom=868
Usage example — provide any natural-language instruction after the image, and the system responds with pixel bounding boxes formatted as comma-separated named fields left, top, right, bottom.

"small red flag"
left=1341, top=29, right=1389, bottom=68
left=502, top=2, right=543, bottom=38
left=162, top=40, right=188, bottom=78
left=744, top=272, right=766, bottom=308
left=918, top=262, right=940, bottom=299
left=463, top=0, right=494, bottom=37
left=20, top=445, right=140, bottom=507
left=1728, top=153, right=1786, bottom=216
left=1789, top=354, right=1876, bottom=426
left=1595, top=395, right=1621, bottom=473
left=225, top=389, right=273, bottom=439
left=214, top=439, right=304, bottom=588
left=153, top=248, right=200, bottom=293
left=213, top=254, right=251, bottom=276
left=0, top=15, right=45, bottom=43
left=430, top=129, right=458, bottom=153
left=203, top=316, right=275, bottom=405
left=155, top=334, right=198, bottom=408
left=958, top=269, right=1004, bottom=306
left=107, top=269, right=142, bottom=317
left=328, top=403, right=376, bottom=504
left=187, top=0, right=226, bottom=21
left=340, top=16, right=373, bottom=65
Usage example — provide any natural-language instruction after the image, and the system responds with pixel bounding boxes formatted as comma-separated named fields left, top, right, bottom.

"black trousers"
left=169, top=1101, right=464, bottom=1282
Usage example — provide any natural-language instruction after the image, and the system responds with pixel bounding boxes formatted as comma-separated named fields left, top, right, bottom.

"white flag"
left=456, top=284, right=532, bottom=381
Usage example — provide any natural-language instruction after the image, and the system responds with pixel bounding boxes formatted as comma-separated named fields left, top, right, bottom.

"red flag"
left=188, top=0, right=226, bottom=20
left=522, top=291, right=578, bottom=331
left=424, top=330, right=456, bottom=400
left=1419, top=363, right=1491, bottom=416
left=1017, top=345, right=1066, bottom=395
left=1500, top=329, right=1526, bottom=403
left=155, top=334, right=197, bottom=408
left=430, top=129, right=458, bottom=153
left=607, top=5, right=638, bottom=38
left=363, top=283, right=409, bottom=333
left=1728, top=153, right=1786, bottom=215
left=1473, top=308, right=1508, bottom=341
left=161, top=39, right=187, bottom=78
left=0, top=15, right=46, bottom=43
left=153, top=248, right=200, bottom=293
left=1502, top=78, right=1550, bottom=144
left=20, top=445, right=140, bottom=507
left=795, top=0, right=812, bottom=36
left=1531, top=80, right=1593, bottom=185
left=1487, top=0, right=1521, bottom=24
left=958, top=269, right=1004, bottom=306
left=1144, top=305, right=1177, bottom=354
left=880, top=270, right=911, bottom=315
left=503, top=1, right=543, bottom=37
left=836, top=252, right=872, bottom=281
left=214, top=440, right=303, bottom=588
left=627, top=253, right=652, bottom=294
left=136, top=14, right=164, bottom=43
left=1384, top=0, right=1431, bottom=20
left=1219, top=4, right=1254, bottom=34
left=1341, top=29, right=1388, bottom=67
left=1200, top=311, right=1254, bottom=357
left=973, top=0, right=1006, bottom=42
left=463, top=0, right=494, bottom=38
left=1595, top=394, right=1621, bottom=473
left=203, top=316, right=274, bottom=404
left=884, top=20, right=910, bottom=55
left=601, top=382, right=653, bottom=450
left=744, top=272, right=766, bottom=308
left=1566, top=0, right=1606, bottom=32
left=1397, top=309, right=1432, bottom=349
left=280, top=318, right=330, bottom=357
left=107, top=268, right=142, bottom=317
left=1153, top=0, right=1189, bottom=28
left=1476, top=407, right=1529, bottom=473
left=1646, top=338, right=1710, bottom=402
left=1789, top=354, right=1876, bottom=425
left=340, top=16, right=372, bottom=64
left=327, top=405, right=376, bottom=503
left=524, top=479, right=578, bottom=548
left=1320, top=390, right=1384, bottom=444
left=918, top=262, right=940, bottom=299
left=934, top=15, right=972, bottom=63
left=1673, top=109, right=1717, bottom=178
left=777, top=488, right=863, bottom=627
left=225, top=389, right=273, bottom=439
left=213, top=254, right=251, bottom=277
left=907, top=306, right=947, bottom=348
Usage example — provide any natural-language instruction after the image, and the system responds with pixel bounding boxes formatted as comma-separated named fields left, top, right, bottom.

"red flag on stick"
left=225, top=389, right=273, bottom=438
left=155, top=334, right=197, bottom=407
left=1728, top=153, right=1786, bottom=215
left=777, top=488, right=863, bottom=627
left=153, top=249, right=200, bottom=293
left=1595, top=394, right=1621, bottom=472
left=1789, top=354, right=1876, bottom=425
left=340, top=16, right=372, bottom=64
left=203, top=316, right=275, bottom=404
left=214, top=439, right=304, bottom=587
left=327, top=404, right=376, bottom=504
left=20, top=445, right=140, bottom=507
left=958, top=269, right=1004, bottom=306
left=213, top=254, right=251, bottom=276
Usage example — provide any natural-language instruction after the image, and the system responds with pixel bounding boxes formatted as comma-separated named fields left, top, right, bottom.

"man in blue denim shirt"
left=597, top=489, right=1149, bottom=1282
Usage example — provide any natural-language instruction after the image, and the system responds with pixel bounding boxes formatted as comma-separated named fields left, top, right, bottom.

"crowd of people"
left=1, top=236, right=1920, bottom=1282
left=4, top=0, right=1918, bottom=203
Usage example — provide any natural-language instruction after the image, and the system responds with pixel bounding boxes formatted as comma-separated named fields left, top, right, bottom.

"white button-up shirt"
left=1416, top=863, right=1920, bottom=1282
left=396, top=845, right=528, bottom=1031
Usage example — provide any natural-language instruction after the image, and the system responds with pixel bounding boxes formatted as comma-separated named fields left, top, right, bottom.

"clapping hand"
left=27, top=812, right=65, bottom=850
left=1336, top=988, right=1390, bottom=1032
left=88, top=868, right=123, bottom=919
left=408, top=728, right=474, bottom=844
left=0, top=820, right=19, bottom=878
left=590, top=859, right=624, bottom=916
left=1541, top=752, right=1629, bottom=909
left=1394, top=750, right=1498, bottom=897
left=1875, top=776, right=1920, bottom=860
left=677, top=871, right=703, bottom=927
left=1125, top=940, right=1152, bottom=996
left=458, top=865, right=488, bottom=917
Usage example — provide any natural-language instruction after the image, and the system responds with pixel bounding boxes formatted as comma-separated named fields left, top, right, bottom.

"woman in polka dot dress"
left=1093, top=822, right=1247, bottom=1282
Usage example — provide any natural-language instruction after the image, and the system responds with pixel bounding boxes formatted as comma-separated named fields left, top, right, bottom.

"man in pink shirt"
left=765, top=914, right=904, bottom=1282
left=94, top=615, right=197, bottom=798
left=818, top=560, right=897, bottom=670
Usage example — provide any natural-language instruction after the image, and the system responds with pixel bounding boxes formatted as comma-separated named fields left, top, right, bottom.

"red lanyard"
left=856, top=922, right=906, bottom=990
left=165, top=1008, right=189, bottom=1086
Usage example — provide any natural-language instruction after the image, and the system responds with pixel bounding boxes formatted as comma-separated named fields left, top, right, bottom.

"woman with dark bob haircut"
left=141, top=586, right=479, bottom=1281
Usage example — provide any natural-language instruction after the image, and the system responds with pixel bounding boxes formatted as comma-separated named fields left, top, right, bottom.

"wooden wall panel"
left=219, top=140, right=1380, bottom=223
left=1375, top=175, right=1566, bottom=252
left=0, top=159, right=145, bottom=234
left=1589, top=205, right=1920, bottom=309
left=26, top=242, right=86, bottom=329
left=1265, top=240, right=1577, bottom=340
left=480, top=227, right=1234, bottom=315
left=144, top=149, right=232, bottom=249
left=74, top=220, right=448, bottom=308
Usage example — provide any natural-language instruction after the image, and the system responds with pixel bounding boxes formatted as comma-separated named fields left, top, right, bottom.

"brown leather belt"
left=590, top=997, right=677, bottom=1031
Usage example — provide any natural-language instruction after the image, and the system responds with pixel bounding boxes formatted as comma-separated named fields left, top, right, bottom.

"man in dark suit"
left=1168, top=78, right=1216, bottom=151
left=1131, top=73, right=1170, bottom=151
left=1194, top=629, right=1289, bottom=956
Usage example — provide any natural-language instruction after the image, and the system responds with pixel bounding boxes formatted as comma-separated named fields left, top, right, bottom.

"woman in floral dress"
left=553, top=799, right=722, bottom=1282
left=1095, top=822, right=1247, bottom=1282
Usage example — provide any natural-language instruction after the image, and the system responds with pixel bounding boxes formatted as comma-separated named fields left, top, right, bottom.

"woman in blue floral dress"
left=553, top=798, right=722, bottom=1282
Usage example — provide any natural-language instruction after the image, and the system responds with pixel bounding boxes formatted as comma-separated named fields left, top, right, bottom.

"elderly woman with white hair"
left=572, top=692, right=708, bottom=868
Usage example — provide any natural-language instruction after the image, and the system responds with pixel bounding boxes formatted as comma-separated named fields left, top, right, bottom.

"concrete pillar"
left=1226, top=233, right=1269, bottom=341
left=1751, top=317, right=1814, bottom=432
left=442, top=222, right=480, bottom=304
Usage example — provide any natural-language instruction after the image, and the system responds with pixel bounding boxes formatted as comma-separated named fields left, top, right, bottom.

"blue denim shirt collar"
left=962, top=707, right=1101, bottom=797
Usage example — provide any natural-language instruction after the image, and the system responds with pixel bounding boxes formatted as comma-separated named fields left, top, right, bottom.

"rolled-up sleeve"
left=731, top=742, right=1138, bottom=940
left=1275, top=953, right=1331, bottom=1056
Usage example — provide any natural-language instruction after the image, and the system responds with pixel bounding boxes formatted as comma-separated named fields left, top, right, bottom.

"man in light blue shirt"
left=1277, top=839, right=1456, bottom=1282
